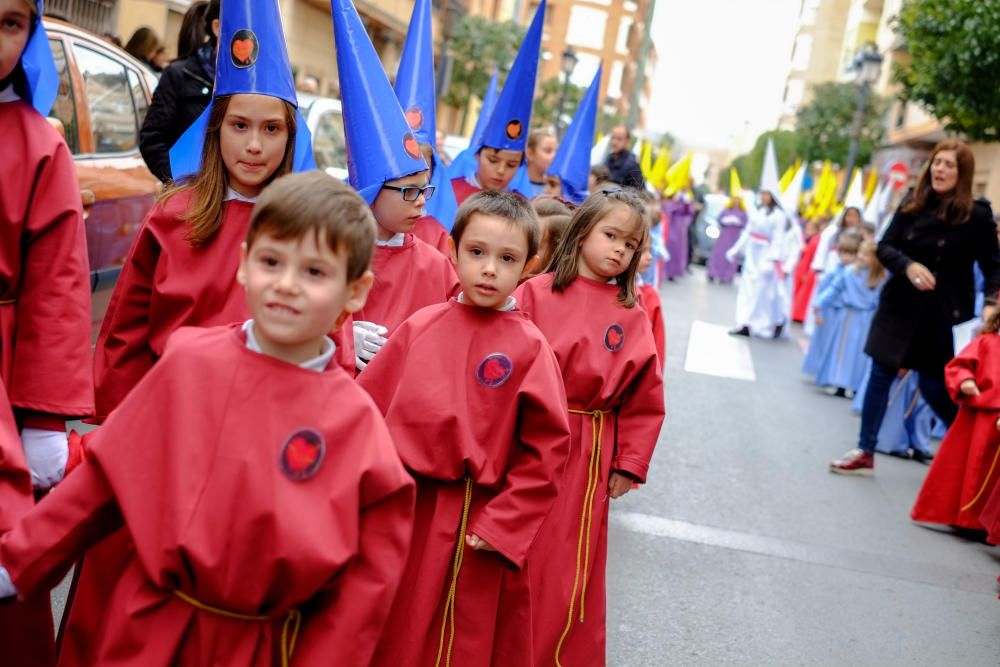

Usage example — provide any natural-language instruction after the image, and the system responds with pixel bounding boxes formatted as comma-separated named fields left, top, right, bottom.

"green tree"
left=531, top=77, right=584, bottom=129
left=441, top=16, right=525, bottom=112
left=894, top=0, right=1000, bottom=141
left=795, top=82, right=888, bottom=165
left=726, top=130, right=800, bottom=190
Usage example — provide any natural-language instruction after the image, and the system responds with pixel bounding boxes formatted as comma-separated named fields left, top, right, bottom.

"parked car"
left=42, top=18, right=161, bottom=339
left=297, top=92, right=348, bottom=181
left=691, top=193, right=731, bottom=265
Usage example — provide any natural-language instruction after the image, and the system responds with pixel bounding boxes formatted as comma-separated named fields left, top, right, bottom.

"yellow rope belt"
left=555, top=408, right=610, bottom=667
left=172, top=589, right=302, bottom=667
left=961, top=441, right=1000, bottom=513
left=0, top=299, right=15, bottom=305
left=436, top=475, right=474, bottom=667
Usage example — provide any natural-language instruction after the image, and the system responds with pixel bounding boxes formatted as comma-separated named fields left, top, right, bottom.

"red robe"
left=451, top=177, right=482, bottom=206
left=359, top=300, right=571, bottom=667
left=411, top=215, right=451, bottom=256
left=355, top=234, right=459, bottom=336
left=92, top=191, right=355, bottom=421
left=791, top=233, right=820, bottom=323
left=0, top=98, right=94, bottom=667
left=637, top=283, right=666, bottom=372
left=977, top=474, right=1000, bottom=545
left=514, top=274, right=665, bottom=666
left=912, top=333, right=1000, bottom=530
left=0, top=326, right=414, bottom=666
left=68, top=191, right=355, bottom=667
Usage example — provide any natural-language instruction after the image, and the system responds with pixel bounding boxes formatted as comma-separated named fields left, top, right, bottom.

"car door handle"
left=81, top=189, right=95, bottom=219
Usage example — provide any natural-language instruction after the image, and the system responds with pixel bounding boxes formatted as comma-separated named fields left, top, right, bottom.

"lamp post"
left=556, top=47, right=578, bottom=138
left=840, top=42, right=884, bottom=199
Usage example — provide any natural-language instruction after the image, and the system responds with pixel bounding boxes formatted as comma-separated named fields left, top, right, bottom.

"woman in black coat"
left=138, top=0, right=219, bottom=182
left=831, top=139, right=1000, bottom=475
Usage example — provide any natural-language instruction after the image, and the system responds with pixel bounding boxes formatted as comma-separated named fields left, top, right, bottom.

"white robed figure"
left=726, top=194, right=789, bottom=337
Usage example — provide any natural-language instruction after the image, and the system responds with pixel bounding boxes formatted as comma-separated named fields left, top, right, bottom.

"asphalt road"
left=606, top=266, right=1000, bottom=666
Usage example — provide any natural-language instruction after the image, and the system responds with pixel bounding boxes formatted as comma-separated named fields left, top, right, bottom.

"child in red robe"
left=0, top=172, right=415, bottom=666
left=449, top=1, right=546, bottom=205
left=792, top=217, right=823, bottom=323
left=515, top=189, right=665, bottom=666
left=330, top=0, right=459, bottom=371
left=637, top=244, right=666, bottom=371
left=912, top=313, right=1000, bottom=531
left=360, top=190, right=571, bottom=666
left=0, top=2, right=94, bottom=664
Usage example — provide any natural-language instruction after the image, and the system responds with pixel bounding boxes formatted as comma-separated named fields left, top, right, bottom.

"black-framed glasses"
left=383, top=184, right=436, bottom=202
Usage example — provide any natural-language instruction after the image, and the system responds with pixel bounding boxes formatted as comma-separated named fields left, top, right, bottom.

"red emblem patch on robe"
left=279, top=428, right=326, bottom=481
left=604, top=323, right=625, bottom=352
left=476, top=353, right=514, bottom=388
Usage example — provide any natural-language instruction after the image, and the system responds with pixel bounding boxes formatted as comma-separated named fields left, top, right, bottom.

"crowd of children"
left=0, top=0, right=668, bottom=664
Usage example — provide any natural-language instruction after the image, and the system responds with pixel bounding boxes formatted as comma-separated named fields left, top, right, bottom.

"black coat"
left=139, top=53, right=214, bottom=182
left=604, top=150, right=645, bottom=189
left=865, top=196, right=1000, bottom=370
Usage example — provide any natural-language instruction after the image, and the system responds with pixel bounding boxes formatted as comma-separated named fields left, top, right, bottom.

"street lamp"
left=556, top=47, right=578, bottom=138
left=840, top=41, right=884, bottom=199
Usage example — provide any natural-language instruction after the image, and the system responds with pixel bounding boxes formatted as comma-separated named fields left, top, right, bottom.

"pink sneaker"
left=829, top=449, right=874, bottom=476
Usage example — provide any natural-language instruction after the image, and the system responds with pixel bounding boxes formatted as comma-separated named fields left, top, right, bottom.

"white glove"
left=20, top=427, right=68, bottom=490
left=0, top=566, right=17, bottom=598
left=353, top=321, right=388, bottom=371
left=725, top=248, right=738, bottom=263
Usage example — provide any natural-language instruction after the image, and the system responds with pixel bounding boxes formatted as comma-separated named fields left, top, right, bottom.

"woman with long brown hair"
left=831, top=139, right=1000, bottom=475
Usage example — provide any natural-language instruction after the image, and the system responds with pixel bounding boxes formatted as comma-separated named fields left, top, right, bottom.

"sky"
left=647, top=0, right=801, bottom=153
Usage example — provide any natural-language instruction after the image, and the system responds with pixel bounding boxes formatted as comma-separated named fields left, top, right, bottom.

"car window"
left=312, top=110, right=347, bottom=171
left=47, top=38, right=79, bottom=153
left=127, top=68, right=149, bottom=128
left=73, top=45, right=138, bottom=154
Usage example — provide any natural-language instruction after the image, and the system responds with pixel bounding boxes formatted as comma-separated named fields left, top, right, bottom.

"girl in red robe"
left=515, top=189, right=666, bottom=666
left=792, top=217, right=823, bottom=323
left=0, top=2, right=94, bottom=664
left=0, top=170, right=416, bottom=667
left=361, top=191, right=572, bottom=667
left=912, top=315, right=1000, bottom=531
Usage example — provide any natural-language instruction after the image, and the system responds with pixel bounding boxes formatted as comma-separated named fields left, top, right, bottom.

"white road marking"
left=682, top=320, right=756, bottom=381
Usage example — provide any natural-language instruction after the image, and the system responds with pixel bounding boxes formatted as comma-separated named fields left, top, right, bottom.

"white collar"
left=375, top=233, right=406, bottom=247
left=225, top=187, right=257, bottom=203
left=457, top=293, right=517, bottom=311
left=242, top=320, right=336, bottom=371
left=0, top=85, right=20, bottom=103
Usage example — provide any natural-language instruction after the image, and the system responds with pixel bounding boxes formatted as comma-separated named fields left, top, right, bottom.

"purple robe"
left=707, top=205, right=747, bottom=283
left=663, top=197, right=695, bottom=279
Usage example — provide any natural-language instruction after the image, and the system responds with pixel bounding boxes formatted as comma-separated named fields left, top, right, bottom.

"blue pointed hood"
left=169, top=0, right=314, bottom=181
left=394, top=0, right=436, bottom=146
left=548, top=65, right=601, bottom=204
left=332, top=0, right=428, bottom=204
left=469, top=68, right=499, bottom=150
left=18, top=0, right=58, bottom=115
left=476, top=0, right=545, bottom=154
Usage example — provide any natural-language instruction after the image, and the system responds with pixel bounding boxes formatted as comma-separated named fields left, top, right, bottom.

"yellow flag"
left=778, top=162, right=797, bottom=192
left=594, top=132, right=604, bottom=147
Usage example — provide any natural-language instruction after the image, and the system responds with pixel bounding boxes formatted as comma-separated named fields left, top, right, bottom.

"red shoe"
left=829, top=449, right=874, bottom=476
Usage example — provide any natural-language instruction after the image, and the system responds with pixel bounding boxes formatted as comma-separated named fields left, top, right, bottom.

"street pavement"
left=606, top=266, right=1000, bottom=666
left=51, top=266, right=999, bottom=665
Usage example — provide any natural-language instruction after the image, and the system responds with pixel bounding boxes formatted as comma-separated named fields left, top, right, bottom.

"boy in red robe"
left=330, top=0, right=459, bottom=371
left=449, top=1, right=546, bottom=205
left=0, top=172, right=415, bottom=666
left=360, top=190, right=572, bottom=667
left=0, top=2, right=94, bottom=664
left=912, top=324, right=1000, bottom=530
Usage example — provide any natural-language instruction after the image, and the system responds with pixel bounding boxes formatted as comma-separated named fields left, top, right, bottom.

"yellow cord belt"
left=436, top=475, right=474, bottom=667
left=555, top=408, right=610, bottom=667
left=172, top=589, right=302, bottom=667
left=0, top=299, right=15, bottom=305
left=961, top=441, right=1000, bottom=513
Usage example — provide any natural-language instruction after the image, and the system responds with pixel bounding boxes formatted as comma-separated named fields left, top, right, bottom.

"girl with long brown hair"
left=831, top=138, right=1000, bottom=476
left=515, top=188, right=665, bottom=665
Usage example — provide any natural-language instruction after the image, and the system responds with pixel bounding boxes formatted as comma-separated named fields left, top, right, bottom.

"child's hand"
left=608, top=472, right=633, bottom=499
left=960, top=379, right=981, bottom=397
left=815, top=314, right=825, bottom=326
left=995, top=416, right=1000, bottom=432
left=465, top=534, right=496, bottom=552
